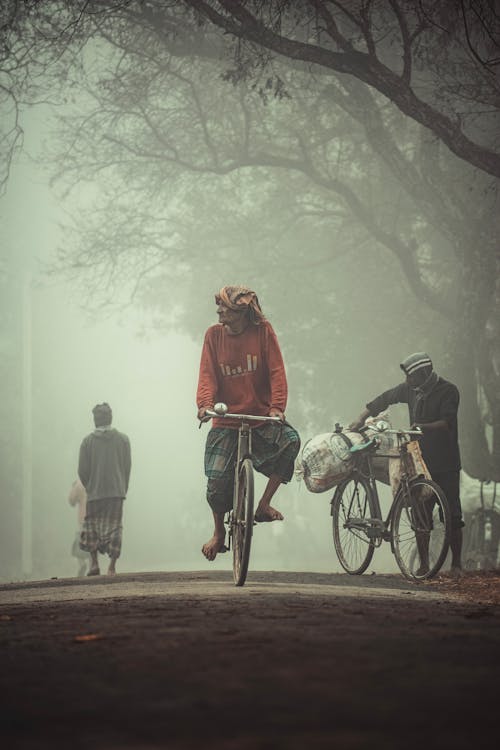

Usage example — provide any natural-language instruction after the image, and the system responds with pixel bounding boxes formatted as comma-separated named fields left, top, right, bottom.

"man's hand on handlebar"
left=198, top=403, right=283, bottom=425
left=348, top=408, right=371, bottom=431
left=197, top=407, right=211, bottom=423
left=348, top=420, right=363, bottom=431
left=269, top=407, right=285, bottom=421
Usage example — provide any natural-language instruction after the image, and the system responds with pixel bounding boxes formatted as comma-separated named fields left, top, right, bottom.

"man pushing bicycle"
left=349, top=352, right=464, bottom=576
left=196, top=285, right=300, bottom=561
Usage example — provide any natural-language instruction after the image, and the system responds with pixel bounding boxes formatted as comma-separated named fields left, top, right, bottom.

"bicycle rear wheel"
left=232, top=458, right=254, bottom=586
left=331, top=475, right=376, bottom=575
left=464, top=511, right=497, bottom=571
left=392, top=477, right=451, bottom=581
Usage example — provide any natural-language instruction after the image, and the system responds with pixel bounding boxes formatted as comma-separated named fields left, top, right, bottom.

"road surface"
left=1, top=569, right=499, bottom=749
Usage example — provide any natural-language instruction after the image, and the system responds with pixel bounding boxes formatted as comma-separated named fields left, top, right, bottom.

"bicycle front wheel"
left=392, top=477, right=451, bottom=581
left=232, top=458, right=254, bottom=587
left=331, top=475, right=376, bottom=575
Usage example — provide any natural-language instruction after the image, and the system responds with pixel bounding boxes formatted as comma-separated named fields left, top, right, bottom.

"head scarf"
left=215, top=285, right=265, bottom=325
left=92, top=402, right=112, bottom=427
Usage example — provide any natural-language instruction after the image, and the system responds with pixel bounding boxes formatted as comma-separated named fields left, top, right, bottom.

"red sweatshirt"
left=197, top=320, right=288, bottom=428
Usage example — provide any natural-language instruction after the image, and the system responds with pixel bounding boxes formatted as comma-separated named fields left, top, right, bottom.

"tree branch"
left=184, top=0, right=500, bottom=179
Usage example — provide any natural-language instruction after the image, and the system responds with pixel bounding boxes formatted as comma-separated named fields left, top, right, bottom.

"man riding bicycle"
left=196, top=285, right=300, bottom=561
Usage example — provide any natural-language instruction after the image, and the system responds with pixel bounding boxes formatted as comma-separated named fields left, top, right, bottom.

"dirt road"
left=1, top=570, right=499, bottom=749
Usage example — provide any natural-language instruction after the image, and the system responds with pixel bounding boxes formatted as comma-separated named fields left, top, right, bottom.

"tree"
left=1, top=0, right=499, bottom=478
left=183, top=1, right=500, bottom=177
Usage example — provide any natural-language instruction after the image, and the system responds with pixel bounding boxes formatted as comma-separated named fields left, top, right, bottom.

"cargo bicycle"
left=464, top=480, right=499, bottom=571
left=330, top=423, right=451, bottom=581
left=204, top=403, right=281, bottom=586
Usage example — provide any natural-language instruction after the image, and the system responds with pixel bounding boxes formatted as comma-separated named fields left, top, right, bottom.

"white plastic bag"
left=300, top=430, right=366, bottom=493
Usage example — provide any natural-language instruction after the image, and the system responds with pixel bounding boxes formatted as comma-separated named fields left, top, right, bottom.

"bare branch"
left=388, top=0, right=412, bottom=83
left=184, top=0, right=500, bottom=179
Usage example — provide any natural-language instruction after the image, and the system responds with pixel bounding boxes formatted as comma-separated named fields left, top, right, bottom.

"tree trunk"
left=449, top=236, right=499, bottom=480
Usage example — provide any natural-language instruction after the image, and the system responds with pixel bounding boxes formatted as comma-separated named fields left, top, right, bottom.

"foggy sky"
left=1, top=108, right=384, bottom=581
left=0, top=98, right=483, bottom=583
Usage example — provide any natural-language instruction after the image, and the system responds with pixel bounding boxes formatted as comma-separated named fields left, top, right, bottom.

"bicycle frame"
left=346, top=432, right=421, bottom=546
left=332, top=425, right=451, bottom=580
left=229, top=419, right=252, bottom=550
left=204, top=405, right=281, bottom=553
left=464, top=480, right=499, bottom=570
left=480, top=480, right=497, bottom=512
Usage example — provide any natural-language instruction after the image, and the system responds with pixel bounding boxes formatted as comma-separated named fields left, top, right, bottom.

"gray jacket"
left=78, top=428, right=131, bottom=502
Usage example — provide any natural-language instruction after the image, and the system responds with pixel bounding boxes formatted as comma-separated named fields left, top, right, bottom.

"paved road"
left=0, top=569, right=452, bottom=605
left=1, top=570, right=499, bottom=749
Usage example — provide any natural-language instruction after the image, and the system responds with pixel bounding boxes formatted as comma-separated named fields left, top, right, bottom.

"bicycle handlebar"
left=205, top=408, right=282, bottom=423
left=382, top=427, right=422, bottom=437
left=359, top=424, right=423, bottom=438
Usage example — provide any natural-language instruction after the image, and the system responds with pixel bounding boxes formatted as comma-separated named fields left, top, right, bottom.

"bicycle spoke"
left=332, top=476, right=375, bottom=575
left=392, top=479, right=451, bottom=580
left=232, top=458, right=254, bottom=586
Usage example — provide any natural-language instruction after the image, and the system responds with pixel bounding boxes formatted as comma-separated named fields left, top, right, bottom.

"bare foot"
left=107, top=567, right=116, bottom=576
left=202, top=535, right=226, bottom=561
left=87, top=567, right=100, bottom=576
left=254, top=504, right=284, bottom=522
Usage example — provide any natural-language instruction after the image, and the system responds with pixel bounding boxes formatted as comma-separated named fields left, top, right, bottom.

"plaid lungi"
left=204, top=421, right=300, bottom=514
left=80, top=498, right=124, bottom=559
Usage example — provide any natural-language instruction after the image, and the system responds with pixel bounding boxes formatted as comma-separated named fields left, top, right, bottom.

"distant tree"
left=39, top=10, right=496, bottom=477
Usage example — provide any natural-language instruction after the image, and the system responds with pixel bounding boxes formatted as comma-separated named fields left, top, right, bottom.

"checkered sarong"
left=204, top=422, right=300, bottom=514
left=80, top=498, right=124, bottom=559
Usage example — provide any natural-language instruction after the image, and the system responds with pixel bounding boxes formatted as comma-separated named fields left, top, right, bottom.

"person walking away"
left=197, top=285, right=301, bottom=561
left=349, top=352, right=463, bottom=576
left=78, top=403, right=131, bottom=576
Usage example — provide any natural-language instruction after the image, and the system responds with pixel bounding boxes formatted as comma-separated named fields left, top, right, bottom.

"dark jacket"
left=78, top=428, right=131, bottom=502
left=366, top=377, right=461, bottom=474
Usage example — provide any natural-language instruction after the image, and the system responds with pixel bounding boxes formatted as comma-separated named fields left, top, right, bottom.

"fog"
left=0, top=125, right=403, bottom=581
left=0, top=121, right=483, bottom=583
left=0, top=126, right=391, bottom=581
left=1, top=4, right=495, bottom=582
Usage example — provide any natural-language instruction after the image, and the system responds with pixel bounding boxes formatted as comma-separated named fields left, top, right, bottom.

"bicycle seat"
left=349, top=438, right=378, bottom=454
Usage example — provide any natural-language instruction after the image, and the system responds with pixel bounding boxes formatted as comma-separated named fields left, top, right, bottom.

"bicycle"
left=204, top=403, right=281, bottom=586
left=464, top=480, right=499, bottom=571
left=330, top=423, right=452, bottom=581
